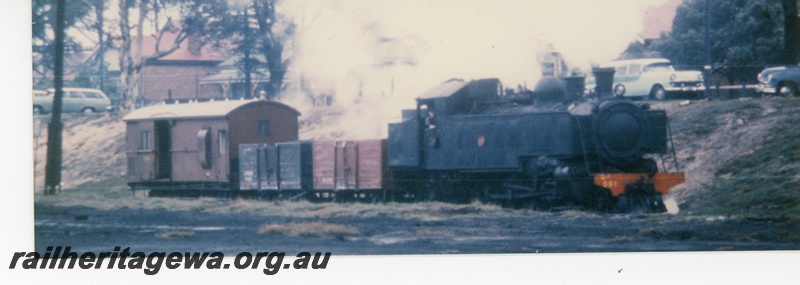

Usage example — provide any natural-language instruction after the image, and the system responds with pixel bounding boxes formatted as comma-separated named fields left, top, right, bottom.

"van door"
left=63, top=91, right=83, bottom=112
left=625, top=63, right=646, bottom=96
left=154, top=120, right=172, bottom=180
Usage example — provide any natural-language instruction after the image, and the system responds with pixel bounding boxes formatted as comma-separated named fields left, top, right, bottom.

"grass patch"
left=415, top=229, right=456, bottom=237
left=36, top=179, right=527, bottom=222
left=157, top=231, right=195, bottom=239
left=669, top=100, right=763, bottom=139
left=682, top=113, right=800, bottom=220
left=258, top=221, right=358, bottom=238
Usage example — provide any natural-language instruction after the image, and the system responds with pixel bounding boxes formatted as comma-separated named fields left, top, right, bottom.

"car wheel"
left=777, top=82, right=799, bottom=97
left=649, top=86, right=667, bottom=101
left=82, top=107, right=95, bottom=114
left=33, top=106, right=43, bottom=115
left=613, top=84, right=626, bottom=97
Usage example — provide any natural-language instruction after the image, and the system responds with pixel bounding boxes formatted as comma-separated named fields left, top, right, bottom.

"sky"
left=276, top=0, right=671, bottom=137
left=62, top=0, right=670, bottom=106
left=36, top=0, right=674, bottom=138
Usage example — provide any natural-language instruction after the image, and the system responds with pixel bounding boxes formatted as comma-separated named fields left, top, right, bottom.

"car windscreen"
left=643, top=62, right=672, bottom=72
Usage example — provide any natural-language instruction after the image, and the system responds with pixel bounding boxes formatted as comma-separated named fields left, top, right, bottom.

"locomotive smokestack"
left=592, top=67, right=616, bottom=99
left=563, top=75, right=585, bottom=101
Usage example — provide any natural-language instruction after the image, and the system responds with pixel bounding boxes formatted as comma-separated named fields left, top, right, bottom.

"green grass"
left=682, top=112, right=800, bottom=220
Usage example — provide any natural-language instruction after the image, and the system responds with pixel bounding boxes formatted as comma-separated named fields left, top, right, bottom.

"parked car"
left=33, top=88, right=112, bottom=114
left=757, top=63, right=800, bottom=96
left=594, top=58, right=704, bottom=100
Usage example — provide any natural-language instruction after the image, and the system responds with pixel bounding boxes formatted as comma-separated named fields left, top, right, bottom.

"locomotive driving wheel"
left=613, top=178, right=666, bottom=213
left=423, top=173, right=460, bottom=202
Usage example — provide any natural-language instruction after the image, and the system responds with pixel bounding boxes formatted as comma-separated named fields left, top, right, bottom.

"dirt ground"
left=34, top=201, right=800, bottom=255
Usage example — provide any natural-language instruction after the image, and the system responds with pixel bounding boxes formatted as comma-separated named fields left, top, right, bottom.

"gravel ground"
left=35, top=202, right=800, bottom=255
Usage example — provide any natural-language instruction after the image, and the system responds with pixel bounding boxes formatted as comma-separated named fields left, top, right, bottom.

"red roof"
left=639, top=0, right=682, bottom=40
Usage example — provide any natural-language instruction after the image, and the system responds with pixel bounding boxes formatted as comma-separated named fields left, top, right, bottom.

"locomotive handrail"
left=667, top=120, right=680, bottom=171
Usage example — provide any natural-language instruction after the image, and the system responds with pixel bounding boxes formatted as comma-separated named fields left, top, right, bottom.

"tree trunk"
left=118, top=0, right=135, bottom=111
left=254, top=0, right=287, bottom=100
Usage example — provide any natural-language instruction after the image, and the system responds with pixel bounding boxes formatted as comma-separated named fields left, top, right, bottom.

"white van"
left=33, top=88, right=112, bottom=114
left=598, top=58, right=704, bottom=100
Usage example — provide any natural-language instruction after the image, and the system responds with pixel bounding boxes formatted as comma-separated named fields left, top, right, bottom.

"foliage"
left=651, top=0, right=786, bottom=81
left=116, top=0, right=231, bottom=111
left=210, top=0, right=293, bottom=99
left=32, top=0, right=92, bottom=84
left=113, top=0, right=291, bottom=110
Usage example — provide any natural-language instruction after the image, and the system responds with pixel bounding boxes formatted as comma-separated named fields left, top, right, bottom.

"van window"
left=140, top=131, right=151, bottom=150
left=198, top=129, right=212, bottom=169
left=643, top=62, right=671, bottom=72
left=258, top=120, right=270, bottom=136
left=218, top=130, right=228, bottom=154
left=84, top=92, right=104, bottom=99
left=615, top=65, right=628, bottom=76
left=629, top=64, right=642, bottom=76
left=67, top=91, right=83, bottom=98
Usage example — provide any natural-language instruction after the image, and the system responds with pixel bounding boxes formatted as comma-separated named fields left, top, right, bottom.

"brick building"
left=136, top=33, right=228, bottom=104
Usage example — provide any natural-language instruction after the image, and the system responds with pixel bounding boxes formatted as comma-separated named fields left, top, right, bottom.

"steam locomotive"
left=126, top=68, right=684, bottom=213
left=387, top=68, right=684, bottom=212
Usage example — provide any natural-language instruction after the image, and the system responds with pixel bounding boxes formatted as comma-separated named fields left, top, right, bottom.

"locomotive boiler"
left=387, top=68, right=685, bottom=212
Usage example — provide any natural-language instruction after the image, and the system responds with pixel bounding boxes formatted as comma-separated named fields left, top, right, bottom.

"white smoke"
left=279, top=0, right=669, bottom=138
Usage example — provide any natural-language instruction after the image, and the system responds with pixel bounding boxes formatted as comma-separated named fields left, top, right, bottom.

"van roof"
left=123, top=99, right=300, bottom=121
left=600, top=58, right=670, bottom=68
left=46, top=87, right=106, bottom=93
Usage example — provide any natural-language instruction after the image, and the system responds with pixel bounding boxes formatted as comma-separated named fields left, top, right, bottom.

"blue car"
left=757, top=63, right=800, bottom=96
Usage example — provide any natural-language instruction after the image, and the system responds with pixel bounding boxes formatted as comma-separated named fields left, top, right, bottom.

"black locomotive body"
left=388, top=70, right=684, bottom=212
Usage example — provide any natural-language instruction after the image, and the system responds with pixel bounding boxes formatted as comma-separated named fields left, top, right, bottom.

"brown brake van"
left=123, top=99, right=300, bottom=194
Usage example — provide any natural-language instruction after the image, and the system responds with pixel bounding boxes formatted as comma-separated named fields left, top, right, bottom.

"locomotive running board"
left=593, top=173, right=686, bottom=196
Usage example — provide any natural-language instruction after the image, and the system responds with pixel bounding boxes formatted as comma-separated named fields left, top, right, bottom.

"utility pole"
left=703, top=0, right=712, bottom=99
left=44, top=0, right=66, bottom=195
left=243, top=5, right=253, bottom=99
left=782, top=0, right=800, bottom=64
